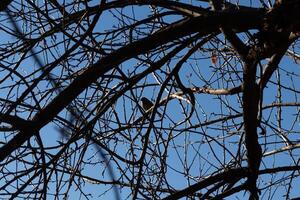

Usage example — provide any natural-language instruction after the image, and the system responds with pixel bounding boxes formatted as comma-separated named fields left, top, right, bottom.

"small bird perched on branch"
left=141, top=97, right=162, bottom=117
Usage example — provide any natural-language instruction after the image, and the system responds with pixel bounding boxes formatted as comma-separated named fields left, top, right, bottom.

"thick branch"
left=0, top=0, right=12, bottom=11
left=243, top=60, right=262, bottom=199
left=163, top=168, right=248, bottom=200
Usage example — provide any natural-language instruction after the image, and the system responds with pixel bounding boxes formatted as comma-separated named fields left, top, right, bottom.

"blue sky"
left=1, top=0, right=300, bottom=199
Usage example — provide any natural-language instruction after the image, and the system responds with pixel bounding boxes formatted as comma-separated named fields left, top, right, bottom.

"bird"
left=140, top=97, right=162, bottom=117
left=141, top=97, right=154, bottom=110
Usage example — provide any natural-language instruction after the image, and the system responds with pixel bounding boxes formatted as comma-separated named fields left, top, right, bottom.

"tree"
left=0, top=0, right=300, bottom=199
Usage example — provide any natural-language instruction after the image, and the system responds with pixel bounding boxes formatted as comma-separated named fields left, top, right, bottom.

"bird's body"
left=141, top=97, right=162, bottom=117
left=141, top=97, right=154, bottom=111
